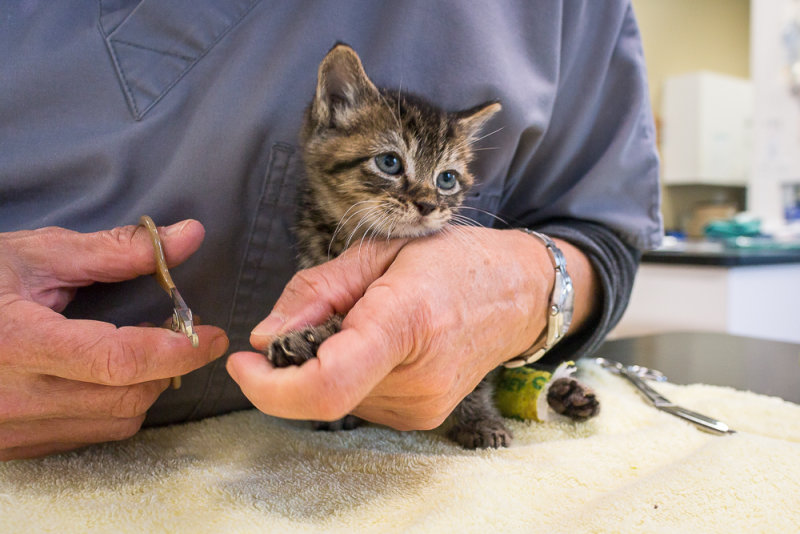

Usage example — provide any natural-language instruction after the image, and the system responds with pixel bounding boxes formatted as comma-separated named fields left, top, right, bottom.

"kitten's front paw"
left=547, top=377, right=600, bottom=420
left=447, top=420, right=513, bottom=449
left=266, top=328, right=324, bottom=367
left=265, top=314, right=343, bottom=367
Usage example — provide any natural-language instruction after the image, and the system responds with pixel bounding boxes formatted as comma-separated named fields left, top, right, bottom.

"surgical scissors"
left=595, top=357, right=735, bottom=435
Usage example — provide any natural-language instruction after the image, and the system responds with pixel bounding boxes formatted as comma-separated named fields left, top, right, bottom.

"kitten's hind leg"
left=547, top=377, right=600, bottom=420
left=266, top=314, right=343, bottom=367
left=447, top=376, right=512, bottom=449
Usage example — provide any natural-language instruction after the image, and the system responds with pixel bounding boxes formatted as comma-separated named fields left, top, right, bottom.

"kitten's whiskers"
left=343, top=202, right=393, bottom=251
left=469, top=126, right=504, bottom=145
left=454, top=206, right=510, bottom=227
left=441, top=222, right=476, bottom=250
left=328, top=200, right=384, bottom=259
left=358, top=211, right=392, bottom=260
left=451, top=126, right=505, bottom=154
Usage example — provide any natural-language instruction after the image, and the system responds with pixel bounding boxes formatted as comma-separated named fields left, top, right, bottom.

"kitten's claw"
left=264, top=315, right=343, bottom=368
left=267, top=330, right=319, bottom=367
left=447, top=421, right=513, bottom=449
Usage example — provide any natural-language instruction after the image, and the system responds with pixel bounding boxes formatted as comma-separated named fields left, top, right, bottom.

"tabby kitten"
left=267, top=44, right=596, bottom=449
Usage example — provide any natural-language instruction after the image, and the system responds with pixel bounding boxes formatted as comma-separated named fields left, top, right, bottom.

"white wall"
left=750, top=0, right=800, bottom=224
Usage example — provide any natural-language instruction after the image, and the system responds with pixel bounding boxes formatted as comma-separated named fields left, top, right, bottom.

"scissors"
left=595, top=357, right=735, bottom=435
left=139, top=215, right=199, bottom=389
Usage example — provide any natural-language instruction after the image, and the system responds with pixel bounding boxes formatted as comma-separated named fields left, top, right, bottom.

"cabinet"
left=611, top=257, right=800, bottom=344
left=661, top=71, right=753, bottom=185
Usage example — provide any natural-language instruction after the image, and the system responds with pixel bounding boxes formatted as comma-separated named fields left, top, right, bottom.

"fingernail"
left=163, top=220, right=190, bottom=237
left=251, top=313, right=285, bottom=338
left=210, top=334, right=229, bottom=358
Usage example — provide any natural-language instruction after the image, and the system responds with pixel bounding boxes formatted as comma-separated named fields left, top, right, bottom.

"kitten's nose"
left=414, top=201, right=436, bottom=216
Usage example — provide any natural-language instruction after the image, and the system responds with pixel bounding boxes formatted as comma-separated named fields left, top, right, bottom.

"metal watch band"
left=504, top=229, right=575, bottom=368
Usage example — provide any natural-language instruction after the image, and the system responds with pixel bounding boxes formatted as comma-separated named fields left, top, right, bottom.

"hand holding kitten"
left=227, top=226, right=597, bottom=432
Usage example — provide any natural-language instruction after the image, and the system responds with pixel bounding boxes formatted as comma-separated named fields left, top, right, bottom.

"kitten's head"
left=301, top=43, right=501, bottom=240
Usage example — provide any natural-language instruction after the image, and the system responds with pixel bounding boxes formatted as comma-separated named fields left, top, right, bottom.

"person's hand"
left=227, top=227, right=596, bottom=430
left=0, top=221, right=229, bottom=460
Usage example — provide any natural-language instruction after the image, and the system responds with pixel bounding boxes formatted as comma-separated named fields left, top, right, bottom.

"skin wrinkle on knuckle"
left=1, top=231, right=59, bottom=295
left=108, top=225, right=153, bottom=274
left=297, top=266, right=358, bottom=311
left=360, top=283, right=415, bottom=349
left=106, top=224, right=139, bottom=249
left=88, top=334, right=144, bottom=386
left=282, top=269, right=338, bottom=318
left=286, top=269, right=326, bottom=302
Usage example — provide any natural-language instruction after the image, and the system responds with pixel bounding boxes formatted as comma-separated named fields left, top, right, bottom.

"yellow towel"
left=1, top=361, right=798, bottom=533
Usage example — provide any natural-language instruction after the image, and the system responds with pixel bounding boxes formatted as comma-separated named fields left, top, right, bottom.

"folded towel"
left=2, top=361, right=798, bottom=533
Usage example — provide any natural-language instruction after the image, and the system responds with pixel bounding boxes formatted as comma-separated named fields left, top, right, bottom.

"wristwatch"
left=504, top=229, right=575, bottom=368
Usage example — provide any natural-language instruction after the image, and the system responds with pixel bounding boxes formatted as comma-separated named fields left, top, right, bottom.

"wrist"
left=504, top=229, right=574, bottom=368
left=490, top=228, right=554, bottom=363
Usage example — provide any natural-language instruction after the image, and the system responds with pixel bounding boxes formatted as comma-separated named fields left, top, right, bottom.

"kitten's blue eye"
left=375, top=153, right=403, bottom=175
left=436, top=170, right=459, bottom=191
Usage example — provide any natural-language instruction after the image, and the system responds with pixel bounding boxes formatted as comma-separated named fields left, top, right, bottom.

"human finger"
left=7, top=219, right=205, bottom=287
left=249, top=239, right=407, bottom=350
left=0, top=416, right=145, bottom=460
left=0, top=442, right=91, bottom=461
left=229, top=286, right=410, bottom=422
left=0, top=374, right=170, bottom=422
left=1, top=298, right=229, bottom=385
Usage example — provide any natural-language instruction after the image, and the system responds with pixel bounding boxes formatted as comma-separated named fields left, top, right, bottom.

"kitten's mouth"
left=386, top=209, right=449, bottom=238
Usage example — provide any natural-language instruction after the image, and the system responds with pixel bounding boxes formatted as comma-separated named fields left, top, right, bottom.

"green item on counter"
left=704, top=218, right=761, bottom=238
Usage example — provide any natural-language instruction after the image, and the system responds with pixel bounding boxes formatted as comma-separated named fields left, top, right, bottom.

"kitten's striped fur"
left=295, top=44, right=500, bottom=268
left=268, top=44, right=510, bottom=448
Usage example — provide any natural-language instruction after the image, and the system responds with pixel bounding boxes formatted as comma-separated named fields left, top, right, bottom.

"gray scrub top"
left=0, top=0, right=661, bottom=425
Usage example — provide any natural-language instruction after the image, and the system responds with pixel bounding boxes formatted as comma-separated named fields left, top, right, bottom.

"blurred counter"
left=643, top=238, right=800, bottom=266
left=612, top=238, right=800, bottom=343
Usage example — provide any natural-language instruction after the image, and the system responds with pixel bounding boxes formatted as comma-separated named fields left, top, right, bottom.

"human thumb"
left=16, top=219, right=206, bottom=287
left=249, top=238, right=408, bottom=350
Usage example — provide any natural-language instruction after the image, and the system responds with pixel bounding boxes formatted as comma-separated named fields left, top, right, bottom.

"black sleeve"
left=532, top=218, right=640, bottom=364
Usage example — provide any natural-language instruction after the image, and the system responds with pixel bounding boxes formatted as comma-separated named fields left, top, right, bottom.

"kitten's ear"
left=454, top=101, right=502, bottom=140
left=313, top=43, right=379, bottom=128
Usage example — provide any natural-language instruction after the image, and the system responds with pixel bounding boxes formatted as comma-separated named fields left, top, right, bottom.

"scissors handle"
left=139, top=215, right=176, bottom=293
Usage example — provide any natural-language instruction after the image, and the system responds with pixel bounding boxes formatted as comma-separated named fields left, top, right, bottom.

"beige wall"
left=632, top=0, right=750, bottom=118
left=631, top=0, right=751, bottom=232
